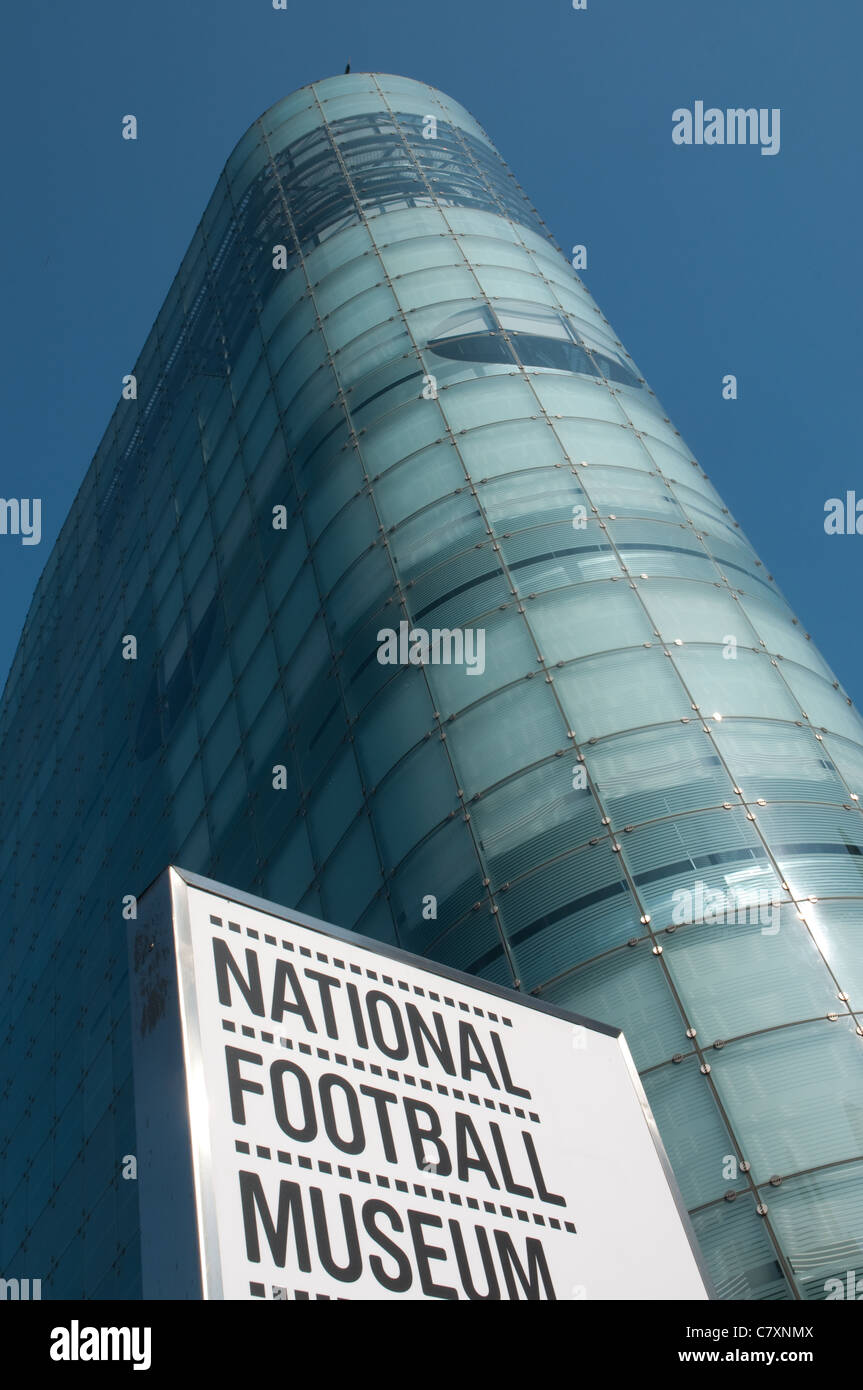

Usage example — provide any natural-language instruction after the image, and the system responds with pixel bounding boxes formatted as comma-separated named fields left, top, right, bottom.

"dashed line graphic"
left=209, top=913, right=512, bottom=1025
left=220, top=1016, right=540, bottom=1123
left=233, top=1138, right=576, bottom=1234
left=249, top=1282, right=350, bottom=1300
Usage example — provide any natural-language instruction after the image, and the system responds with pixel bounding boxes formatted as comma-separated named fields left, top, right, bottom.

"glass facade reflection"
left=2, top=72, right=862, bottom=1301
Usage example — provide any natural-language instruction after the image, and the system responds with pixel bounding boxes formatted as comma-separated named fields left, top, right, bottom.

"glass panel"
left=690, top=1196, right=792, bottom=1300
left=664, top=916, right=838, bottom=1040
left=531, top=374, right=627, bottom=423
left=314, top=253, right=384, bottom=315
left=459, top=419, right=562, bottom=477
left=355, top=670, right=434, bottom=786
left=780, top=664, right=863, bottom=743
left=674, top=647, right=803, bottom=722
left=372, top=740, right=456, bottom=865
left=320, top=816, right=381, bottom=926
left=641, top=1057, right=737, bottom=1204
left=556, top=646, right=690, bottom=741
left=446, top=679, right=566, bottom=796
left=308, top=748, right=364, bottom=862
left=423, top=611, right=537, bottom=715
left=640, top=580, right=757, bottom=647
left=585, top=723, right=736, bottom=824
left=765, top=1162, right=863, bottom=1300
left=711, top=1019, right=863, bottom=1184
left=440, top=375, right=536, bottom=431
left=713, top=721, right=850, bottom=803
left=472, top=756, right=605, bottom=879
left=374, top=444, right=466, bottom=528
left=530, top=585, right=653, bottom=662
left=503, top=842, right=637, bottom=988
left=390, top=492, right=486, bottom=578
left=480, top=469, right=585, bottom=528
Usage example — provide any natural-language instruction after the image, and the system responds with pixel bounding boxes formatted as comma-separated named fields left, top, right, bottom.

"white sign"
left=134, top=869, right=709, bottom=1301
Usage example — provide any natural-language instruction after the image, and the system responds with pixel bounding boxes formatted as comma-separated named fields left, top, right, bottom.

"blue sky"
left=1, top=0, right=859, bottom=696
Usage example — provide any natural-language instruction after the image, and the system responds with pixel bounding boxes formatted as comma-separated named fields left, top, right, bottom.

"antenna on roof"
left=344, top=60, right=351, bottom=73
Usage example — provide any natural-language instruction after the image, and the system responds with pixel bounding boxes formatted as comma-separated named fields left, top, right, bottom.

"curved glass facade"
left=2, top=72, right=862, bottom=1300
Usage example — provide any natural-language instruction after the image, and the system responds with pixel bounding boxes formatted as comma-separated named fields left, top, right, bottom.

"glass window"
left=712, top=1020, right=863, bottom=1183
left=423, top=611, right=536, bottom=715
left=502, top=841, right=636, bottom=988
left=390, top=492, right=486, bottom=579
left=545, top=947, right=686, bottom=1072
left=472, top=755, right=605, bottom=878
left=664, top=915, right=837, bottom=1040
left=586, top=723, right=736, bottom=824
left=531, top=584, right=654, bottom=662
left=372, top=739, right=456, bottom=865
left=314, top=252, right=384, bottom=315
left=355, top=671, right=433, bottom=786
left=389, top=817, right=486, bottom=951
left=320, top=816, right=381, bottom=926
left=374, top=444, right=466, bottom=529
left=778, top=664, right=863, bottom=743
left=308, top=748, right=364, bottom=863
left=530, top=374, right=627, bottom=423
left=557, top=645, right=690, bottom=741
left=447, top=678, right=565, bottom=796
left=675, top=647, right=803, bottom=721
left=441, top=375, right=536, bottom=432
left=640, top=580, right=756, bottom=648
left=459, top=418, right=561, bottom=478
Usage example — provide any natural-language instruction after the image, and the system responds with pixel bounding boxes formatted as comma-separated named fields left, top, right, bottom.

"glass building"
left=2, top=72, right=863, bottom=1302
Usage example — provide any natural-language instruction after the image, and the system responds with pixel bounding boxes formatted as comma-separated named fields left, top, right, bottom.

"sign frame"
left=129, top=864, right=714, bottom=1301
